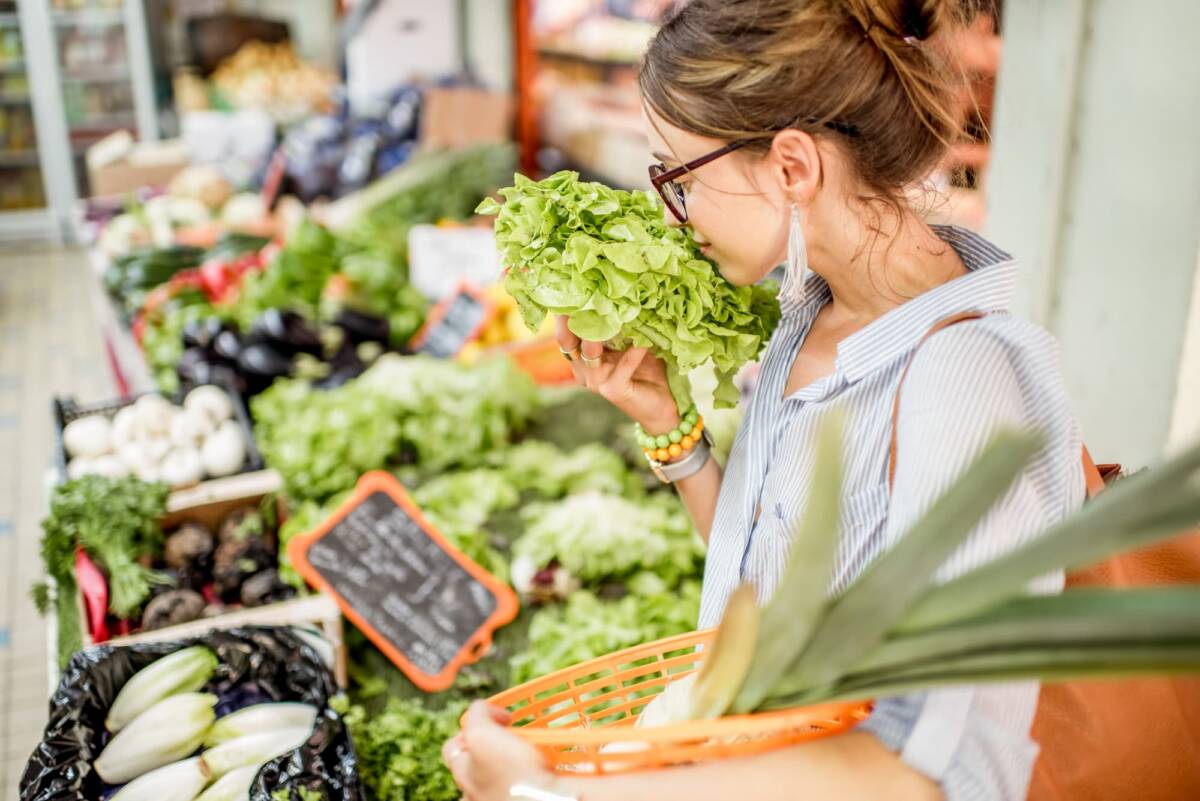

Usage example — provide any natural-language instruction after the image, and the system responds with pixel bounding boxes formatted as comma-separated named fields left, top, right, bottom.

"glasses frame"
left=647, top=118, right=860, bottom=224
left=648, top=140, right=746, bottom=224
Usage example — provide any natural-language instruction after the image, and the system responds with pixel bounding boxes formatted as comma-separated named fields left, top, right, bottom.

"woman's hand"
left=443, top=702, right=556, bottom=801
left=556, top=315, right=681, bottom=434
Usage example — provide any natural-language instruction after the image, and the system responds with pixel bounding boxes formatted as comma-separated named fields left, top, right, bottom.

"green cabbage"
left=478, top=171, right=781, bottom=409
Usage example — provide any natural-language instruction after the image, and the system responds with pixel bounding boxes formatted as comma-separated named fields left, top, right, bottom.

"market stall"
left=15, top=3, right=1200, bottom=801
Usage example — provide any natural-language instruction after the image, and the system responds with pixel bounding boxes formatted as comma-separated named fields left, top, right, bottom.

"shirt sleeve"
left=857, top=320, right=1084, bottom=801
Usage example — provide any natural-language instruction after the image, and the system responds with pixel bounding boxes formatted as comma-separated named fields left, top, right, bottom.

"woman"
left=445, top=0, right=1085, bottom=799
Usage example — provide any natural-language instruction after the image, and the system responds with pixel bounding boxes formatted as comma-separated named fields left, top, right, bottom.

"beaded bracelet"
left=635, top=407, right=704, bottom=464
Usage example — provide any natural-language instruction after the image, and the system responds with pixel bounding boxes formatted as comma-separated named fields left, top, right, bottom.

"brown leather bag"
left=891, top=313, right=1200, bottom=801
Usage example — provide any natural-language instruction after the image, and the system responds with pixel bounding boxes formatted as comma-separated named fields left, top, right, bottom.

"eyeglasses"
left=647, top=118, right=859, bottom=224
left=649, top=141, right=745, bottom=224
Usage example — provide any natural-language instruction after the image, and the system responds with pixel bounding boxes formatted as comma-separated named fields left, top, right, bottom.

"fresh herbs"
left=478, top=171, right=781, bottom=409
left=33, top=476, right=170, bottom=664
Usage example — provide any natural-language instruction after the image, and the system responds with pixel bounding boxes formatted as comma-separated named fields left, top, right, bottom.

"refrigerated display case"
left=0, top=0, right=69, bottom=240
left=46, top=0, right=157, bottom=196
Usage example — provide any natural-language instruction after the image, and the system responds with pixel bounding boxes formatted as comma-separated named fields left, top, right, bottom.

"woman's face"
left=642, top=106, right=790, bottom=286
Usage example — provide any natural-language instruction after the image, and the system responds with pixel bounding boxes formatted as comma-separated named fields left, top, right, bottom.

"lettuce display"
left=337, top=697, right=467, bottom=801
left=510, top=583, right=703, bottom=685
left=512, top=491, right=703, bottom=593
left=478, top=171, right=781, bottom=409
left=484, top=439, right=642, bottom=499
left=252, top=355, right=540, bottom=502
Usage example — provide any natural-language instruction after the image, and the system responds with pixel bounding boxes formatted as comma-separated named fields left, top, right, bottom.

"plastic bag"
left=19, top=626, right=363, bottom=801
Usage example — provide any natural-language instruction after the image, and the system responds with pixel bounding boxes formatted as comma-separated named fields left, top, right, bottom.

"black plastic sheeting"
left=19, top=626, right=363, bottom=801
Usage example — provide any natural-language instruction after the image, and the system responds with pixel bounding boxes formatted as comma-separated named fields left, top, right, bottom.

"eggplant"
left=334, top=308, right=390, bottom=344
left=237, top=344, right=292, bottom=379
left=212, top=330, right=244, bottom=363
left=176, top=347, right=214, bottom=387
left=182, top=318, right=225, bottom=350
left=251, top=310, right=323, bottom=356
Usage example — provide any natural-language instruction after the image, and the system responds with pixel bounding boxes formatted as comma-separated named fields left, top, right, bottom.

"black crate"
left=52, top=384, right=264, bottom=485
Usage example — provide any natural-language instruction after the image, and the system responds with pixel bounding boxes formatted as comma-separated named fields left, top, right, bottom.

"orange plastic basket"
left=485, top=629, right=871, bottom=774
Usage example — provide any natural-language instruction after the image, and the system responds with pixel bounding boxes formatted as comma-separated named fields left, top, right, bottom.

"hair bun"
left=853, top=0, right=948, bottom=42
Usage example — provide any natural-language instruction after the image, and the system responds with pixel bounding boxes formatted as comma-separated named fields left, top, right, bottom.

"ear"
left=767, top=130, right=821, bottom=204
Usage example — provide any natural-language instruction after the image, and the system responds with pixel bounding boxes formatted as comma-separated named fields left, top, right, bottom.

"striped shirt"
left=698, top=225, right=1085, bottom=801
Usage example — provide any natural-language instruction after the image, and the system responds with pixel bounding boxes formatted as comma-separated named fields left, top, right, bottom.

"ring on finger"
left=581, top=352, right=602, bottom=368
left=559, top=346, right=580, bottom=362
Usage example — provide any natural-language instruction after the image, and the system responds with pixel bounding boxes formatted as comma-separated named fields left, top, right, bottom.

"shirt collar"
left=788, top=225, right=1018, bottom=386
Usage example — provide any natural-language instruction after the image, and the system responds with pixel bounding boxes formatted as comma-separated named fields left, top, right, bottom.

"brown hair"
left=639, top=0, right=970, bottom=209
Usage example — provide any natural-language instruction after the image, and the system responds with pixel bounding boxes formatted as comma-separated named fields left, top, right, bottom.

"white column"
left=986, top=0, right=1200, bottom=468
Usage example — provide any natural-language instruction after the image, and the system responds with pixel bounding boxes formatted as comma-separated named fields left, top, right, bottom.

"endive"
left=107, top=646, right=219, bottom=732
left=95, top=692, right=217, bottom=784
left=199, top=727, right=312, bottom=778
left=194, top=764, right=261, bottom=801
left=204, top=702, right=319, bottom=746
left=109, top=757, right=210, bottom=801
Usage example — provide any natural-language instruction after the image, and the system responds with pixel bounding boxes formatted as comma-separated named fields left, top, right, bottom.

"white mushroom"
left=170, top=407, right=213, bottom=449
left=91, top=455, right=129, bottom=479
left=160, top=448, right=204, bottom=488
left=184, top=385, right=235, bottom=427
left=200, top=421, right=246, bottom=478
left=111, top=405, right=141, bottom=444
left=63, top=416, right=112, bottom=458
left=134, top=394, right=175, bottom=436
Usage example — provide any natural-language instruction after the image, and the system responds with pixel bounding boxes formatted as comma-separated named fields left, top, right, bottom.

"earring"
left=786, top=203, right=810, bottom=305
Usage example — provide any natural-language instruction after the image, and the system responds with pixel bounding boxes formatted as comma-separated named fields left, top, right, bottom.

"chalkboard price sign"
left=287, top=471, right=519, bottom=691
left=410, top=283, right=494, bottom=359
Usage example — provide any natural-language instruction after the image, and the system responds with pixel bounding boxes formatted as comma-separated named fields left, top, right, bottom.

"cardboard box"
left=420, top=87, right=513, bottom=150
left=86, top=133, right=191, bottom=197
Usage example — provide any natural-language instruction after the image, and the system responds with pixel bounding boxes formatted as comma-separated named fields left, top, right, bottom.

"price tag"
left=407, top=224, right=503, bottom=301
left=287, top=471, right=519, bottom=692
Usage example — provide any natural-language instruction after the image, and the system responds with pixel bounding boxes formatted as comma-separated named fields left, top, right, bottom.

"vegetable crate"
left=52, top=387, right=264, bottom=485
left=486, top=629, right=871, bottom=774
left=67, top=470, right=349, bottom=687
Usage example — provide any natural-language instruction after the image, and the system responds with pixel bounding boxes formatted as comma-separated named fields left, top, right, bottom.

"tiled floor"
left=0, top=244, right=113, bottom=797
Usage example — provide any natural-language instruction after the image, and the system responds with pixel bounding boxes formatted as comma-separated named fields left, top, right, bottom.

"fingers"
left=580, top=339, right=605, bottom=369
left=607, top=347, right=648, bottom=388
left=467, top=700, right=512, bottom=727
left=443, top=734, right=470, bottom=788
left=555, top=316, right=580, bottom=358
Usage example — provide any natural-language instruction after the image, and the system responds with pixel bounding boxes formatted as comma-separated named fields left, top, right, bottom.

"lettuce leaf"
left=478, top=171, right=781, bottom=409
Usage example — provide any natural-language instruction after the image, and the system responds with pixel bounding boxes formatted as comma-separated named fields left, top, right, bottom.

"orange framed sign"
left=409, top=281, right=496, bottom=358
left=287, top=471, right=519, bottom=692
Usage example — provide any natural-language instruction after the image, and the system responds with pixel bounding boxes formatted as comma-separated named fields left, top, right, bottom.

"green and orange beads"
left=636, top=408, right=703, bottom=464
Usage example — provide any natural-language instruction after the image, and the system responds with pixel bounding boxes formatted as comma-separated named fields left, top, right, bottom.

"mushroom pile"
left=63, top=387, right=248, bottom=488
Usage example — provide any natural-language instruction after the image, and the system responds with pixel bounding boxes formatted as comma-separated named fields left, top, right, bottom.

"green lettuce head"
left=477, top=171, right=780, bottom=410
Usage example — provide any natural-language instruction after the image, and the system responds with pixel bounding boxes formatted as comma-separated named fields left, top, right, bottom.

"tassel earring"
left=786, top=203, right=810, bottom=305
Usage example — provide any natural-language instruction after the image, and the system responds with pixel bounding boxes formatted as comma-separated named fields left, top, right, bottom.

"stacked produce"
left=478, top=170, right=782, bottom=408
left=61, top=387, right=250, bottom=486
left=34, top=470, right=291, bottom=661
left=83, top=646, right=319, bottom=800
left=211, top=41, right=337, bottom=124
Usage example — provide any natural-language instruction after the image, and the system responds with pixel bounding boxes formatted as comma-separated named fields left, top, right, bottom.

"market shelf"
left=60, top=65, right=131, bottom=82
left=53, top=8, right=124, bottom=27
